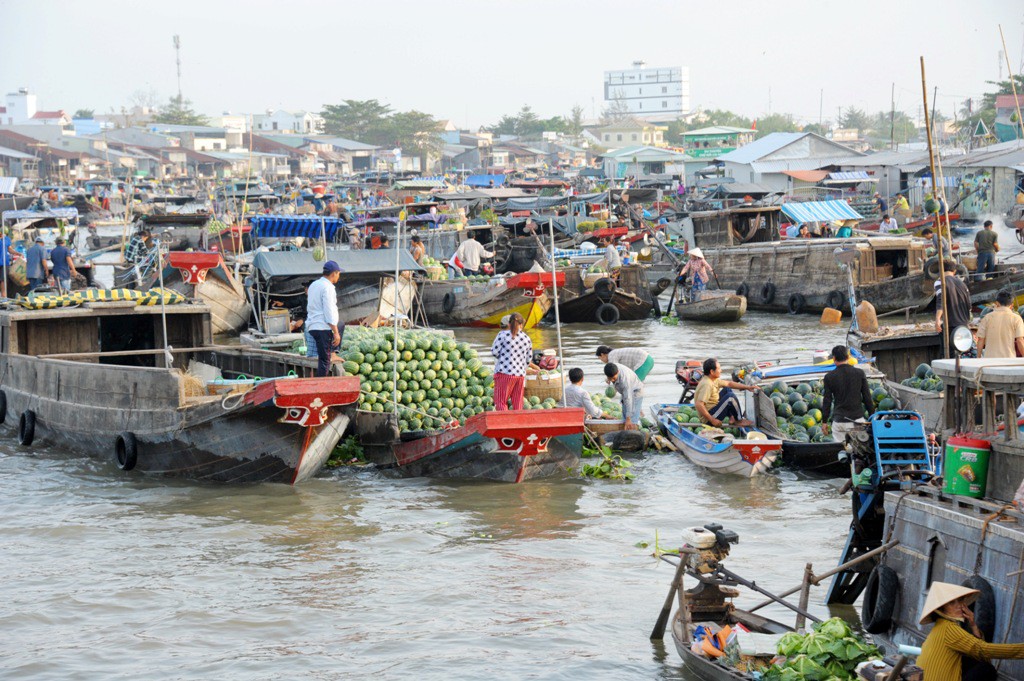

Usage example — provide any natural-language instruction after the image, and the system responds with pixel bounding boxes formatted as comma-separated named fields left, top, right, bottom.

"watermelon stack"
left=767, top=376, right=896, bottom=442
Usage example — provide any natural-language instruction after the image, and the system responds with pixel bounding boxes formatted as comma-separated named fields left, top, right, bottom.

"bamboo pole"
left=921, top=57, right=950, bottom=358
left=795, top=562, right=814, bottom=631
left=999, top=25, right=1024, bottom=148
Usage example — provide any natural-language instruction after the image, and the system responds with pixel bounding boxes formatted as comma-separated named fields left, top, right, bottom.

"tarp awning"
left=2, top=207, right=79, bottom=221
left=707, top=183, right=775, bottom=198
left=250, top=215, right=345, bottom=240
left=780, top=200, right=863, bottom=223
left=465, top=174, right=506, bottom=187
left=252, top=248, right=424, bottom=279
left=825, top=171, right=876, bottom=184
left=781, top=170, right=829, bottom=183
left=0, top=177, right=19, bottom=194
left=504, top=196, right=569, bottom=211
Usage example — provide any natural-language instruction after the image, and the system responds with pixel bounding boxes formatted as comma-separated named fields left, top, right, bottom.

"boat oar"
left=650, top=549, right=697, bottom=640
left=715, top=566, right=821, bottom=624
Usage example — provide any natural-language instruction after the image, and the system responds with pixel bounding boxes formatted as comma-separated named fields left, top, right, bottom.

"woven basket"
left=583, top=272, right=607, bottom=288
left=426, top=265, right=446, bottom=281
left=586, top=419, right=626, bottom=435
left=524, top=372, right=564, bottom=400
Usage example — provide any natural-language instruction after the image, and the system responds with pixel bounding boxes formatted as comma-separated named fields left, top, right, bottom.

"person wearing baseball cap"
left=26, top=235, right=49, bottom=291
left=917, top=581, right=1024, bottom=680
left=305, top=260, right=344, bottom=377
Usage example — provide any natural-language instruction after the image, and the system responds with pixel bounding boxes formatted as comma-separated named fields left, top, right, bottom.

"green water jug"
left=943, top=436, right=991, bottom=498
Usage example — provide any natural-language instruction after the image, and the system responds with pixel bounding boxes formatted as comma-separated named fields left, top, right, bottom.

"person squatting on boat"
left=603, top=363, right=644, bottom=430
left=595, top=345, right=654, bottom=381
left=491, top=312, right=532, bottom=410
left=676, top=247, right=714, bottom=295
left=694, top=358, right=758, bottom=428
left=820, top=345, right=874, bottom=443
left=917, top=582, right=1024, bottom=681
left=564, top=368, right=611, bottom=419
left=306, top=260, right=343, bottom=378
left=600, top=237, right=622, bottom=276
left=123, top=229, right=152, bottom=266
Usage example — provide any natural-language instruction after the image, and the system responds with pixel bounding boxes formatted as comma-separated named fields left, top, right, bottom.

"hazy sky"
left=2, top=0, right=1022, bottom=128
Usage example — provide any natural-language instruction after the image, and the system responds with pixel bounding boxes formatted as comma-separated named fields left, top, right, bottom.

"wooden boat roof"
left=0, top=301, right=210, bottom=322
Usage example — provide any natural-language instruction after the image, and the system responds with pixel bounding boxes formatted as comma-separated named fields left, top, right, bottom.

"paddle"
left=650, top=549, right=696, bottom=640
left=715, top=565, right=821, bottom=624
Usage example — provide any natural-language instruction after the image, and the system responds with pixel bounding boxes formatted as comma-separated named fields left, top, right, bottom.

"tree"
left=485, top=106, right=568, bottom=137
left=488, top=114, right=519, bottom=136
left=381, top=110, right=444, bottom=158
left=73, top=109, right=94, bottom=119
left=801, top=122, right=830, bottom=136
left=321, top=99, right=393, bottom=139
left=956, top=75, right=1024, bottom=139
left=839, top=107, right=871, bottom=132
left=601, top=90, right=632, bottom=124
left=865, top=110, right=916, bottom=146
left=568, top=104, right=585, bottom=136
left=687, top=109, right=753, bottom=130
left=153, top=94, right=208, bottom=126
left=755, top=113, right=799, bottom=137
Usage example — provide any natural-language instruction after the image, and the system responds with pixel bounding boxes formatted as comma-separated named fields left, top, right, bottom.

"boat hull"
left=652, top=404, right=780, bottom=477
left=779, top=441, right=848, bottom=477
left=556, top=289, right=653, bottom=323
left=675, top=292, right=747, bottom=322
left=419, top=278, right=553, bottom=329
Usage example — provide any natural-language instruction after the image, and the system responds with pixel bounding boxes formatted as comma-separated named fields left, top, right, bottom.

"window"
left=632, top=134, right=638, bottom=141
left=616, top=134, right=622, bottom=142
left=663, top=101, right=668, bottom=108
left=272, top=122, right=278, bottom=130
left=639, top=102, right=643, bottom=109
left=604, top=134, right=611, bottom=142
left=639, top=87, right=642, bottom=94
left=662, top=86, right=668, bottom=94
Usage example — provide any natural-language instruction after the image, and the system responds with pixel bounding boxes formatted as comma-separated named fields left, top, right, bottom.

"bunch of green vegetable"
left=579, top=444, right=634, bottom=480
left=763, top=617, right=881, bottom=681
left=659, top=315, right=679, bottom=326
left=325, top=436, right=366, bottom=468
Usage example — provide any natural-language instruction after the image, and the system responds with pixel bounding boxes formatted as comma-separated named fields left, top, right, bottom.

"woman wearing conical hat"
left=917, top=582, right=1024, bottom=681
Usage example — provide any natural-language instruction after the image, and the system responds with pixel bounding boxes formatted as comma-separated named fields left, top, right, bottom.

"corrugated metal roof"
left=715, top=132, right=807, bottom=163
left=0, top=176, right=21, bottom=193
left=0, top=147, right=35, bottom=161
left=826, top=171, right=875, bottom=183
left=749, top=157, right=850, bottom=173
left=780, top=200, right=862, bottom=223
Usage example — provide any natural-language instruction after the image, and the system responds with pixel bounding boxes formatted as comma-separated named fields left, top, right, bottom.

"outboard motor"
left=675, top=359, right=703, bottom=403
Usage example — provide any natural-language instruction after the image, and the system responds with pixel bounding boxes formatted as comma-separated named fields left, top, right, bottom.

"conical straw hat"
left=919, top=582, right=980, bottom=625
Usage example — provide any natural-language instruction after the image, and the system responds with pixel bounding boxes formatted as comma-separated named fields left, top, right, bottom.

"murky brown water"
left=1, top=312, right=858, bottom=680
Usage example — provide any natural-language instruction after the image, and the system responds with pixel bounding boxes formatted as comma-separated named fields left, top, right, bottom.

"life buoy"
left=787, top=293, right=807, bottom=315
left=115, top=432, right=138, bottom=471
left=961, top=575, right=997, bottom=642
left=924, top=257, right=941, bottom=280
left=442, top=292, right=456, bottom=314
left=655, top=277, right=673, bottom=293
left=595, top=303, right=620, bottom=325
left=760, top=283, right=777, bottom=305
left=826, top=290, right=845, bottom=311
left=736, top=283, right=750, bottom=298
left=0, top=390, right=6, bottom=425
left=862, top=565, right=899, bottom=634
left=18, top=410, right=36, bottom=446
left=594, top=277, right=616, bottom=301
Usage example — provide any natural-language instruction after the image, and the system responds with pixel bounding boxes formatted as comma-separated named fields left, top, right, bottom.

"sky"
left=2, top=0, right=1022, bottom=128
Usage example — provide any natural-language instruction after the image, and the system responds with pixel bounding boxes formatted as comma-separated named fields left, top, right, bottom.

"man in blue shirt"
left=305, top=260, right=343, bottom=377
left=25, top=236, right=49, bottom=290
left=0, top=229, right=19, bottom=297
left=49, top=237, right=77, bottom=294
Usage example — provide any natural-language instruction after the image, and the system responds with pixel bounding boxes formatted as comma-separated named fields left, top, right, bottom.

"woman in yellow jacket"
left=917, top=582, right=1024, bottom=681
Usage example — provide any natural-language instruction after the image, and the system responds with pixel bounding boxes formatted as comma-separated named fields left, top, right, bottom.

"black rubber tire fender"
left=115, top=432, right=138, bottom=471
left=787, top=293, right=807, bottom=315
left=441, top=292, right=456, bottom=314
left=861, top=564, right=899, bottom=634
left=760, top=282, right=777, bottom=305
left=651, top=296, right=662, bottom=318
left=655, top=277, right=673, bottom=294
left=0, top=390, right=6, bottom=425
left=826, top=290, right=845, bottom=311
left=736, top=282, right=750, bottom=298
left=595, top=303, right=620, bottom=325
left=496, top=234, right=510, bottom=249
left=18, top=410, right=36, bottom=447
left=961, top=575, right=997, bottom=642
left=956, top=264, right=969, bottom=277
left=594, top=277, right=616, bottom=301
left=924, top=256, right=941, bottom=280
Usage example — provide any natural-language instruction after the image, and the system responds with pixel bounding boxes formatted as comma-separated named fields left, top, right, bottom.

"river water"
left=1, top=312, right=859, bottom=680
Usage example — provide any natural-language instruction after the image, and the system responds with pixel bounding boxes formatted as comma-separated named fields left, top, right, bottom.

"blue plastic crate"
left=870, top=411, right=930, bottom=468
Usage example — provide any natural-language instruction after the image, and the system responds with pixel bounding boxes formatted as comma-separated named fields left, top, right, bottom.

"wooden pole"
left=795, top=562, right=814, bottom=631
left=921, top=57, right=950, bottom=358
left=999, top=25, right=1024, bottom=148
left=651, top=550, right=688, bottom=640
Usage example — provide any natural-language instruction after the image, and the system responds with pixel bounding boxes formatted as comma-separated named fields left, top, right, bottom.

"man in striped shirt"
left=596, top=345, right=654, bottom=381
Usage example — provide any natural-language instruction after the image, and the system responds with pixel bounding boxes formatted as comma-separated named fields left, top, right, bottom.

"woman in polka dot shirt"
left=491, top=313, right=533, bottom=410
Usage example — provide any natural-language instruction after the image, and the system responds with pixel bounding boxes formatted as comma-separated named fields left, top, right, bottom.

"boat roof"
left=252, top=249, right=424, bottom=279
left=0, top=301, right=210, bottom=322
left=931, top=358, right=1024, bottom=384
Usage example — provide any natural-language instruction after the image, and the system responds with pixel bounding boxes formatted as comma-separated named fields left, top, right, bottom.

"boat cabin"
left=683, top=206, right=784, bottom=248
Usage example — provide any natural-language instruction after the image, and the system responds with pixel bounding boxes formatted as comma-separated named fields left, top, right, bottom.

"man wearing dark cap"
left=821, top=345, right=874, bottom=444
left=306, top=260, right=343, bottom=377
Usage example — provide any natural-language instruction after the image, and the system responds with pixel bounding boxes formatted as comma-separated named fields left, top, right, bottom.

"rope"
left=883, top=491, right=915, bottom=544
left=221, top=390, right=246, bottom=411
left=996, top=548, right=1024, bottom=672
left=972, top=503, right=1015, bottom=576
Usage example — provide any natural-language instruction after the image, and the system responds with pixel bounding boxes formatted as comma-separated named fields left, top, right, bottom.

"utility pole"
left=889, top=83, right=896, bottom=150
left=173, top=35, right=183, bottom=101
left=819, top=89, right=823, bottom=127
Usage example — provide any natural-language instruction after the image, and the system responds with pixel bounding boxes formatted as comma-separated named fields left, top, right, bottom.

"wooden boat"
left=0, top=301, right=360, bottom=484
left=555, top=265, right=654, bottom=324
left=860, top=213, right=961, bottom=232
left=354, top=408, right=585, bottom=482
left=165, top=252, right=251, bottom=336
left=675, top=289, right=747, bottom=323
left=683, top=206, right=933, bottom=314
left=419, top=272, right=562, bottom=329
left=651, top=404, right=780, bottom=476
left=965, top=267, right=1024, bottom=305
left=672, top=607, right=790, bottom=681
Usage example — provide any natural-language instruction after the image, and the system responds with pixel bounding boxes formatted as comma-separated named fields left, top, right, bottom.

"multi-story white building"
left=603, top=61, right=689, bottom=121
left=253, top=110, right=324, bottom=135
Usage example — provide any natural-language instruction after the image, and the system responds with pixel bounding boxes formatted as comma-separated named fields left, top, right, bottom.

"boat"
left=677, top=205, right=934, bottom=314
left=418, top=271, right=563, bottom=329
left=651, top=404, right=781, bottom=476
left=354, top=408, right=586, bottom=483
left=165, top=252, right=252, bottom=336
left=674, top=289, right=747, bottom=323
left=555, top=265, right=654, bottom=324
left=0, top=298, right=361, bottom=484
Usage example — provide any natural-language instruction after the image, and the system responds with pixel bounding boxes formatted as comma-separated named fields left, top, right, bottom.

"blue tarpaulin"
left=465, top=174, right=506, bottom=187
left=250, top=215, right=345, bottom=240
left=780, top=200, right=863, bottom=224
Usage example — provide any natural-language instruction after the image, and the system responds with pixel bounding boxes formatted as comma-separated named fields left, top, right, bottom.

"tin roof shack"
left=679, top=125, right=755, bottom=160
left=715, top=132, right=863, bottom=193
left=601, top=146, right=693, bottom=181
left=946, top=140, right=1024, bottom=220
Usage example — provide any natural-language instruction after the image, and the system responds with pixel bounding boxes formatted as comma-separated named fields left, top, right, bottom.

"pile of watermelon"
left=768, top=377, right=896, bottom=442
left=900, top=363, right=943, bottom=393
left=671, top=405, right=746, bottom=438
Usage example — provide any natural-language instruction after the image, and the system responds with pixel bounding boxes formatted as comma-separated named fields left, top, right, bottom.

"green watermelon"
left=777, top=403, right=793, bottom=418
left=878, top=397, right=896, bottom=411
left=791, top=400, right=808, bottom=416
left=771, top=394, right=784, bottom=407
left=808, top=408, right=822, bottom=423
left=348, top=351, right=365, bottom=364
left=771, top=381, right=788, bottom=394
left=796, top=383, right=812, bottom=396
left=343, top=361, right=359, bottom=375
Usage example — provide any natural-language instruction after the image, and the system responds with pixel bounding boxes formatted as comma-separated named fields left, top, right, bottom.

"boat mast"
left=548, top=219, right=565, bottom=407
left=920, top=57, right=949, bottom=358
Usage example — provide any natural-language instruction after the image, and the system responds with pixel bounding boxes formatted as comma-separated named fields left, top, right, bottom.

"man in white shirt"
left=454, top=235, right=493, bottom=276
left=602, top=237, right=622, bottom=273
left=305, top=260, right=343, bottom=377
left=878, top=213, right=899, bottom=234
left=563, top=367, right=610, bottom=419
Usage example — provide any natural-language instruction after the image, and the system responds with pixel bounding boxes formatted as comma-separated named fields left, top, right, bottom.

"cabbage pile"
left=763, top=618, right=880, bottom=681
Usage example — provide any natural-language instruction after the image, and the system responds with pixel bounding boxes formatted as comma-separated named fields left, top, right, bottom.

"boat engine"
left=681, top=523, right=739, bottom=575
left=675, top=360, right=703, bottom=403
